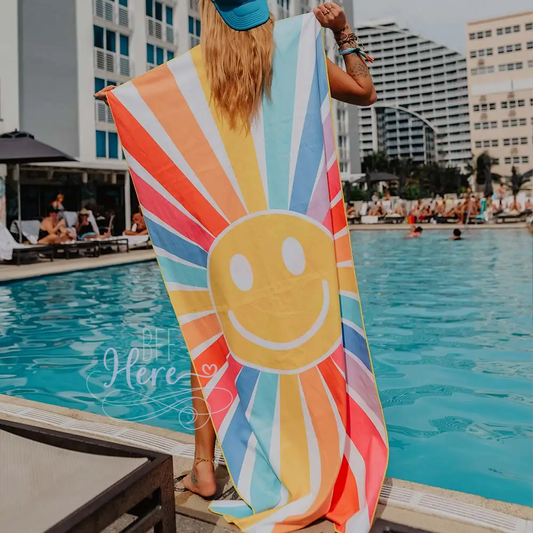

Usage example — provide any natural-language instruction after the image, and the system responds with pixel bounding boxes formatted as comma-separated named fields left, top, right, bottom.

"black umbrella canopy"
left=356, top=172, right=400, bottom=184
left=0, top=130, right=76, bottom=164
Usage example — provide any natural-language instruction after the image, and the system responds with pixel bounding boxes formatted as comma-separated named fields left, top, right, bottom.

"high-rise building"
left=355, top=20, right=472, bottom=169
left=466, top=11, right=533, bottom=176
left=0, top=0, right=358, bottom=229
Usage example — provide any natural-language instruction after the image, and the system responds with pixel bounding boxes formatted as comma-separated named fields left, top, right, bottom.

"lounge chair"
left=0, top=223, right=54, bottom=265
left=10, top=219, right=41, bottom=244
left=496, top=211, right=526, bottom=224
left=0, top=419, right=176, bottom=533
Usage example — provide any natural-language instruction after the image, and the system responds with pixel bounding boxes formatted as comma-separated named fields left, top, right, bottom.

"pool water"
left=0, top=229, right=531, bottom=506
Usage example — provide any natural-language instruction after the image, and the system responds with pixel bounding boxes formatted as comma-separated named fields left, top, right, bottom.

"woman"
left=96, top=0, right=376, bottom=500
left=51, top=193, right=65, bottom=217
left=75, top=208, right=111, bottom=240
left=38, top=207, right=74, bottom=244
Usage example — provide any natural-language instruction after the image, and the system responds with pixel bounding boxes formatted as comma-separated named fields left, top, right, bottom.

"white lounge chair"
left=0, top=222, right=54, bottom=265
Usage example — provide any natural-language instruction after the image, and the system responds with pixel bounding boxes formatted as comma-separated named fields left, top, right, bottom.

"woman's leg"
left=182, top=363, right=217, bottom=497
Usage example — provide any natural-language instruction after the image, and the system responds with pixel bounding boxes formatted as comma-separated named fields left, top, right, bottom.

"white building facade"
left=355, top=20, right=472, bottom=169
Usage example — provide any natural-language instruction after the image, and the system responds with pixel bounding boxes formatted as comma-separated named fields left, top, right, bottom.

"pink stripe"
left=207, top=356, right=242, bottom=430
left=307, top=157, right=330, bottom=224
left=322, top=112, right=335, bottom=163
left=131, top=169, right=214, bottom=251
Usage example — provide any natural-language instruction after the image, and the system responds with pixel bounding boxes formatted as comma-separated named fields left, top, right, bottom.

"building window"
left=120, top=35, right=129, bottom=57
left=513, top=25, right=520, bottom=32
left=108, top=132, right=119, bottom=159
left=156, top=46, right=164, bottom=65
left=504, top=139, right=510, bottom=146
left=527, top=23, right=533, bottom=30
left=519, top=118, right=526, bottom=125
left=513, top=156, right=520, bottom=164
left=523, top=156, right=530, bottom=164
left=528, top=41, right=533, bottom=49
left=147, top=44, right=155, bottom=65
left=277, top=0, right=290, bottom=19
left=497, top=28, right=503, bottom=35
left=520, top=138, right=528, bottom=145
left=189, top=16, right=201, bottom=47
left=492, top=140, right=498, bottom=147
left=469, top=33, right=476, bottom=40
left=106, top=29, right=116, bottom=52
left=167, top=50, right=174, bottom=61
left=475, top=141, right=482, bottom=148
left=505, top=157, right=511, bottom=164
left=470, top=51, right=476, bottom=58
left=486, top=30, right=492, bottom=37
left=155, top=1, right=163, bottom=21
left=166, top=5, right=173, bottom=25
left=146, top=0, right=153, bottom=16
left=96, top=131, right=107, bottom=158
left=94, top=25, right=104, bottom=49
left=473, top=104, right=480, bottom=111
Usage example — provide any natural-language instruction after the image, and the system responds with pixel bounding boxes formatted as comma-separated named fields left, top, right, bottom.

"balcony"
left=94, top=48, right=130, bottom=77
left=94, top=0, right=129, bottom=29
left=95, top=100, right=114, bottom=124
left=147, top=17, right=176, bottom=45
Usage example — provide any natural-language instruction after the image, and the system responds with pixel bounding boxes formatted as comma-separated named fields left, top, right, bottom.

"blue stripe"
left=289, top=59, right=325, bottom=214
left=340, top=294, right=363, bottom=330
left=263, top=16, right=303, bottom=209
left=157, top=256, right=207, bottom=288
left=249, top=372, right=283, bottom=512
left=342, top=323, right=371, bottom=371
left=236, top=366, right=260, bottom=412
left=145, top=219, right=207, bottom=268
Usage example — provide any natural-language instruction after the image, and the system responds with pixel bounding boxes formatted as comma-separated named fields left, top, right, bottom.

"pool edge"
left=0, top=393, right=530, bottom=533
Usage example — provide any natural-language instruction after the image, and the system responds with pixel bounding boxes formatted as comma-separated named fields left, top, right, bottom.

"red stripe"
left=327, top=163, right=342, bottom=203
left=193, top=335, right=229, bottom=388
left=318, top=353, right=348, bottom=430
left=207, top=356, right=242, bottom=430
left=109, top=93, right=228, bottom=237
left=326, top=456, right=360, bottom=531
left=132, top=169, right=214, bottom=251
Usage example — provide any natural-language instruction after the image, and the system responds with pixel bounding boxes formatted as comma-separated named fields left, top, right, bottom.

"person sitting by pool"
left=368, top=201, right=384, bottom=217
left=51, top=193, right=66, bottom=219
left=38, top=207, right=75, bottom=244
left=525, top=198, right=533, bottom=213
left=392, top=201, right=404, bottom=217
left=405, top=225, right=423, bottom=238
left=346, top=202, right=357, bottom=217
left=449, top=228, right=462, bottom=240
left=124, top=209, right=149, bottom=236
left=508, top=197, right=522, bottom=214
left=75, top=208, right=111, bottom=240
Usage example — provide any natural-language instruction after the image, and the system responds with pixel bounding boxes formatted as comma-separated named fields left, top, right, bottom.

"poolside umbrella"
left=0, top=131, right=76, bottom=242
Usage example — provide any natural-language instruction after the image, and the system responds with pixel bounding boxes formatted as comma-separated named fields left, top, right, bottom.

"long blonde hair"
left=199, top=0, right=274, bottom=130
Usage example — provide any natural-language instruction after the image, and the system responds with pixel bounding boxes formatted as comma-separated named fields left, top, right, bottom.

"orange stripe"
left=132, top=67, right=246, bottom=223
left=331, top=201, right=346, bottom=232
left=334, top=233, right=353, bottom=263
left=192, top=335, right=229, bottom=388
left=180, top=313, right=221, bottom=350
left=168, top=290, right=213, bottom=317
left=326, top=456, right=361, bottom=530
left=318, top=356, right=347, bottom=430
left=108, top=93, right=228, bottom=237
left=273, top=368, right=342, bottom=532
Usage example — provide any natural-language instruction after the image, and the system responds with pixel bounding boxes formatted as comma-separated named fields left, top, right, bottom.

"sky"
left=354, top=0, right=533, bottom=54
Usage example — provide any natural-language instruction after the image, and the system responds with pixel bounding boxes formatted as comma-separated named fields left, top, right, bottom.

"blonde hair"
left=199, top=0, right=274, bottom=130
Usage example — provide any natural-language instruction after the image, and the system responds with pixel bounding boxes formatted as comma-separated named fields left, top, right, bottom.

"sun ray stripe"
left=340, top=295, right=363, bottom=330
left=108, top=90, right=229, bottom=236
left=306, top=152, right=330, bottom=224
left=168, top=289, right=213, bottom=317
left=208, top=357, right=242, bottom=430
left=167, top=53, right=249, bottom=212
left=125, top=149, right=215, bottom=240
left=289, top=72, right=326, bottom=214
left=331, top=190, right=342, bottom=208
left=153, top=246, right=206, bottom=270
left=338, top=267, right=358, bottom=295
left=180, top=314, right=221, bottom=351
left=326, top=161, right=342, bottom=205
left=331, top=199, right=347, bottom=233
left=340, top=290, right=359, bottom=302
left=189, top=47, right=268, bottom=214
left=318, top=352, right=347, bottom=428
left=263, top=16, right=303, bottom=209
left=346, top=385, right=387, bottom=445
left=334, top=226, right=348, bottom=240
left=143, top=210, right=208, bottom=268
left=251, top=106, right=269, bottom=208
left=177, top=309, right=214, bottom=325
left=156, top=255, right=207, bottom=288
left=288, top=15, right=319, bottom=206
left=165, top=282, right=208, bottom=292
left=347, top=398, right=388, bottom=521
left=342, top=323, right=371, bottom=371
left=334, top=233, right=353, bottom=264
left=129, top=170, right=213, bottom=251
left=191, top=337, right=229, bottom=388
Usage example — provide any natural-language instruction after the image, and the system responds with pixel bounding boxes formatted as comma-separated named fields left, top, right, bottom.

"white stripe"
left=332, top=358, right=346, bottom=379
left=169, top=55, right=248, bottom=212
left=153, top=245, right=206, bottom=270
left=217, top=394, right=239, bottom=443
left=340, top=290, right=359, bottom=302
left=330, top=190, right=342, bottom=207
left=288, top=15, right=318, bottom=207
left=190, top=333, right=222, bottom=359
left=342, top=318, right=366, bottom=339
left=345, top=348, right=374, bottom=383
left=123, top=149, right=214, bottom=237
left=251, top=106, right=269, bottom=208
left=337, top=261, right=353, bottom=268
left=165, top=282, right=208, bottom=292
left=177, top=309, right=215, bottom=325
left=113, top=83, right=229, bottom=223
left=347, top=384, right=387, bottom=444
left=318, top=371, right=345, bottom=460
left=327, top=152, right=337, bottom=170
left=307, top=150, right=326, bottom=205
left=334, top=227, right=348, bottom=240
left=320, top=96, right=331, bottom=121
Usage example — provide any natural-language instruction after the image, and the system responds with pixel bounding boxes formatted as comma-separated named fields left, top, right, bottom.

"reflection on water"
left=0, top=229, right=531, bottom=506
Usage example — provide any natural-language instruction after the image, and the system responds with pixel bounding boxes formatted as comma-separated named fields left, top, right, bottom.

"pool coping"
left=348, top=223, right=528, bottom=231
left=0, top=248, right=156, bottom=284
left=0, top=394, right=530, bottom=533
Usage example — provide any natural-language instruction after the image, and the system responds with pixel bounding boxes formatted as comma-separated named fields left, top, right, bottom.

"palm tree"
left=506, top=166, right=526, bottom=200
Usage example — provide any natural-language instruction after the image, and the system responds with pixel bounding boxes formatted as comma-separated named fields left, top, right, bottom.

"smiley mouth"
left=228, top=280, right=330, bottom=351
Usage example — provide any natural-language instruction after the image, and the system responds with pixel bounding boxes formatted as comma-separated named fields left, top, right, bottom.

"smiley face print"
left=208, top=212, right=342, bottom=373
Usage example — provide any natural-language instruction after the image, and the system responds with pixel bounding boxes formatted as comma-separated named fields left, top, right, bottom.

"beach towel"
left=109, top=13, right=388, bottom=533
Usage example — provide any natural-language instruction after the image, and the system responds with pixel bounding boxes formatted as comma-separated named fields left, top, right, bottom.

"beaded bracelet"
left=339, top=47, right=375, bottom=63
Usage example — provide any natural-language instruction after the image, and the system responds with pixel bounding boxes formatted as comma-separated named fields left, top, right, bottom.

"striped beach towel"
left=109, top=13, right=388, bottom=533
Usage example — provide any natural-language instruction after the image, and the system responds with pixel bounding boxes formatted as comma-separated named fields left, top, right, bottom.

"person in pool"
left=96, top=0, right=377, bottom=499
left=449, top=228, right=462, bottom=240
left=405, top=225, right=423, bottom=238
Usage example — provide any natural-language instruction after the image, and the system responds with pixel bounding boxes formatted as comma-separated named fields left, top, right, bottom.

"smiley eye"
left=230, top=254, right=253, bottom=291
left=282, top=237, right=305, bottom=276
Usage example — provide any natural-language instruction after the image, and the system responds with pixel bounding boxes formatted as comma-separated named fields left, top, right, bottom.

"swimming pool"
left=1, top=229, right=531, bottom=506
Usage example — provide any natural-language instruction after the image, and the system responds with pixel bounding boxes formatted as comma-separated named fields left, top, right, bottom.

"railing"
left=94, top=0, right=129, bottom=28
left=147, top=17, right=176, bottom=45
left=94, top=48, right=130, bottom=77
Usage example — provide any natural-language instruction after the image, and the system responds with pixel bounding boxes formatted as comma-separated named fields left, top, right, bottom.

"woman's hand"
left=94, top=85, right=116, bottom=106
left=313, top=2, right=347, bottom=33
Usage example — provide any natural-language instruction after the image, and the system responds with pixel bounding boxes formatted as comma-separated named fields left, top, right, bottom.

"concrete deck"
left=0, top=394, right=530, bottom=533
left=0, top=248, right=155, bottom=283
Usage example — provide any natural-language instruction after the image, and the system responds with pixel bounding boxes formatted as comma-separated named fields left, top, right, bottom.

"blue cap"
left=211, top=0, right=270, bottom=31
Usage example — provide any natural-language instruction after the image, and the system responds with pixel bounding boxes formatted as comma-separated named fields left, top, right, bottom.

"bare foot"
left=182, top=458, right=217, bottom=498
